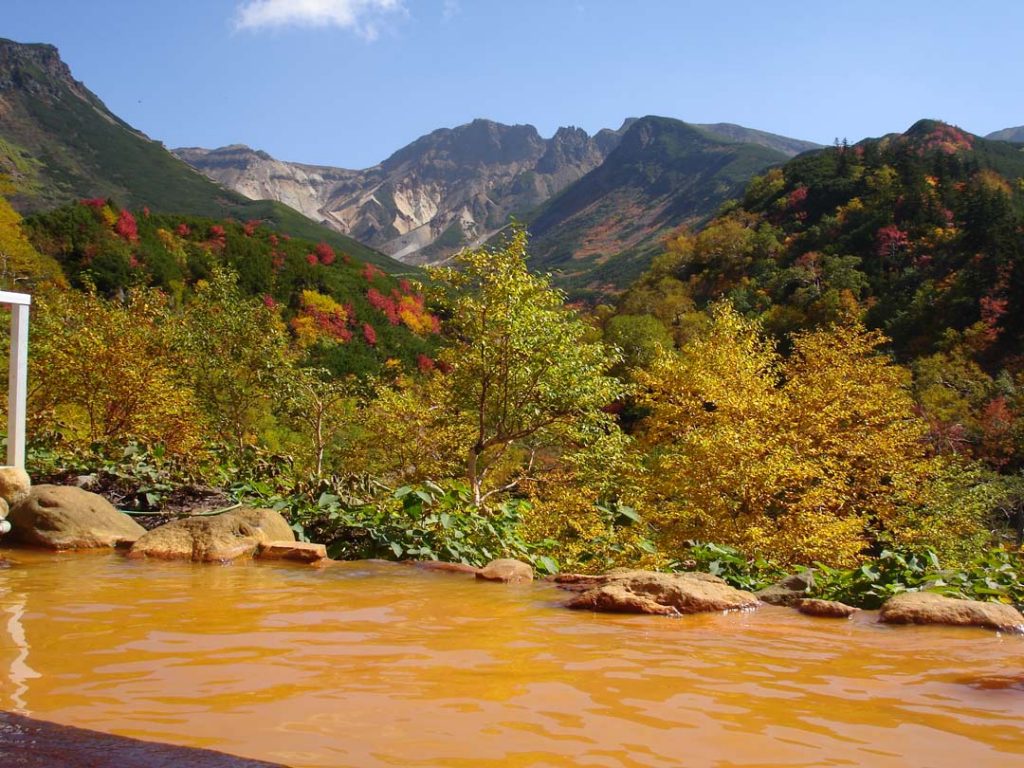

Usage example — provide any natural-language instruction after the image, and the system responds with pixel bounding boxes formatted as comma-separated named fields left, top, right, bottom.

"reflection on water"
left=0, top=548, right=1022, bottom=767
left=0, top=566, right=39, bottom=715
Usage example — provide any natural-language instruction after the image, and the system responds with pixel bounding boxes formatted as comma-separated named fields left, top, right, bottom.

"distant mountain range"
left=4, top=36, right=1021, bottom=295
left=0, top=38, right=403, bottom=272
left=174, top=117, right=815, bottom=280
left=523, top=117, right=800, bottom=292
left=176, top=119, right=633, bottom=265
left=987, top=125, right=1024, bottom=142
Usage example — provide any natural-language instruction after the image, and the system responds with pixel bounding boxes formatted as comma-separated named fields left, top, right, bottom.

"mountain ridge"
left=175, top=118, right=635, bottom=265
left=521, top=115, right=793, bottom=293
left=0, top=37, right=405, bottom=272
left=176, top=118, right=818, bottom=267
left=987, top=125, right=1024, bottom=142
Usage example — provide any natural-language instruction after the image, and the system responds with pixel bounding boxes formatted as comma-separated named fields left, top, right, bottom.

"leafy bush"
left=807, top=549, right=942, bottom=609
left=249, top=479, right=556, bottom=573
left=673, top=541, right=783, bottom=591
left=808, top=547, right=1024, bottom=608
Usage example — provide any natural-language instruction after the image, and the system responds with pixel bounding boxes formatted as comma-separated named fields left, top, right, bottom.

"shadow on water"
left=954, top=674, right=1024, bottom=691
left=0, top=710, right=288, bottom=767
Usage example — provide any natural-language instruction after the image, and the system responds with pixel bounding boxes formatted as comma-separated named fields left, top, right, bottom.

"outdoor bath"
left=1, top=549, right=1022, bottom=767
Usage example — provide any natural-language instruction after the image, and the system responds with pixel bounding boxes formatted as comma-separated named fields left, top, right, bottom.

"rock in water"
left=756, top=571, right=815, bottom=607
left=129, top=508, right=294, bottom=563
left=476, top=558, right=534, bottom=583
left=0, top=467, right=31, bottom=506
left=879, top=592, right=1024, bottom=633
left=412, top=560, right=481, bottom=576
left=7, top=485, right=144, bottom=549
left=566, top=571, right=760, bottom=616
left=797, top=598, right=860, bottom=619
left=256, top=540, right=328, bottom=564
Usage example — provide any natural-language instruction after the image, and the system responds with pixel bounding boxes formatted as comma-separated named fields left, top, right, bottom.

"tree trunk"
left=468, top=444, right=482, bottom=506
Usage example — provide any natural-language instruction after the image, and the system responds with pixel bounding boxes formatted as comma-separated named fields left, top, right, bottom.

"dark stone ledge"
left=0, top=711, right=288, bottom=768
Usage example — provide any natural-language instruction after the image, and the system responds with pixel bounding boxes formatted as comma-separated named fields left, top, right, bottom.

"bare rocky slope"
left=987, top=125, right=1024, bottom=142
left=176, top=120, right=818, bottom=266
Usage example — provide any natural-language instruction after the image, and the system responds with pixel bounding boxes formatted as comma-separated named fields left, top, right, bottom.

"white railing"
left=0, top=291, right=30, bottom=469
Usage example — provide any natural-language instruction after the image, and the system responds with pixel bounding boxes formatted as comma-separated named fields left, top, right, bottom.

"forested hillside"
left=19, top=198, right=439, bottom=377
left=614, top=119, right=1024, bottom=474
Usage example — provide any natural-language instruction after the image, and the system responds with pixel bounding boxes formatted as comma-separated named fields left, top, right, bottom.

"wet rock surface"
left=7, top=485, right=145, bottom=550
left=476, top=558, right=534, bottom=583
left=411, top=560, right=481, bottom=575
left=256, top=540, right=328, bottom=564
left=128, top=508, right=294, bottom=563
left=757, top=571, right=815, bottom=607
left=879, top=591, right=1024, bottom=633
left=0, top=710, right=286, bottom=767
left=797, top=598, right=860, bottom=619
left=564, top=570, right=760, bottom=616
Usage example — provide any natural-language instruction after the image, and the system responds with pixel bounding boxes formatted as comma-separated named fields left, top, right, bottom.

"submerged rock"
left=476, top=558, right=533, bottom=583
left=128, top=508, right=294, bottom=563
left=412, top=560, right=481, bottom=576
left=879, top=591, right=1024, bottom=633
left=7, top=484, right=145, bottom=549
left=565, top=570, right=760, bottom=616
left=797, top=598, right=859, bottom=619
left=256, top=540, right=328, bottom=564
left=756, top=571, right=815, bottom=607
left=0, top=467, right=31, bottom=506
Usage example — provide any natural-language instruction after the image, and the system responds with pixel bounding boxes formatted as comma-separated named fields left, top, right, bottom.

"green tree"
left=277, top=367, right=356, bottom=479
left=604, top=314, right=673, bottom=371
left=431, top=228, right=627, bottom=504
left=175, top=268, right=289, bottom=454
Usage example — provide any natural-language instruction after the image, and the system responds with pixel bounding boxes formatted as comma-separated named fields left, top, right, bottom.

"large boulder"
left=128, top=507, right=294, bottom=563
left=879, top=591, right=1024, bottom=633
left=476, top=558, right=533, bottom=583
left=0, top=467, right=31, bottom=506
left=7, top=485, right=145, bottom=549
left=565, top=570, right=760, bottom=616
left=756, top=571, right=815, bottom=607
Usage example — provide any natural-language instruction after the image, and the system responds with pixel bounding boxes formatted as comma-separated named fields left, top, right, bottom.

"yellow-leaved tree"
left=430, top=227, right=628, bottom=506
left=637, top=302, right=937, bottom=566
left=29, top=286, right=204, bottom=456
left=0, top=193, right=64, bottom=290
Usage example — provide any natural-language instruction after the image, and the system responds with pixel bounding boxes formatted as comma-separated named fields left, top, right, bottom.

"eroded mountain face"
left=176, top=116, right=821, bottom=268
left=175, top=118, right=633, bottom=264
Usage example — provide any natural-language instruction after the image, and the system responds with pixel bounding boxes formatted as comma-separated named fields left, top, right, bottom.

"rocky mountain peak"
left=0, top=38, right=92, bottom=103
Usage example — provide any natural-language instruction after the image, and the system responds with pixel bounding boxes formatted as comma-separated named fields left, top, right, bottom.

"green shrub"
left=249, top=479, right=556, bottom=573
left=808, top=547, right=1024, bottom=608
left=672, top=541, right=783, bottom=591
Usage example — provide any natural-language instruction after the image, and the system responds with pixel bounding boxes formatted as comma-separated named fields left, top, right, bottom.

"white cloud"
left=235, top=0, right=405, bottom=39
left=442, top=0, right=460, bottom=21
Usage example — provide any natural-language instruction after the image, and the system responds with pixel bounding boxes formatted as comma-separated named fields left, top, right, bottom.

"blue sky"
left=5, top=1, right=1024, bottom=168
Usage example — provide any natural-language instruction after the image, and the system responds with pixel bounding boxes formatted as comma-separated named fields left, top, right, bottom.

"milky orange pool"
left=1, top=548, right=1022, bottom=767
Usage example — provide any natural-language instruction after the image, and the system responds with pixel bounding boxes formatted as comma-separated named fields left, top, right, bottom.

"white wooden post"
left=0, top=291, right=31, bottom=469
